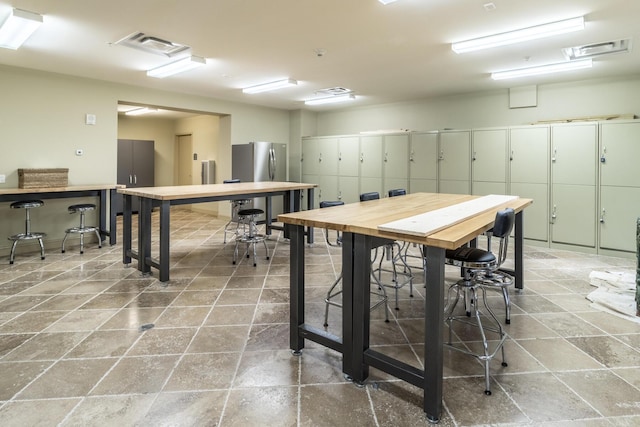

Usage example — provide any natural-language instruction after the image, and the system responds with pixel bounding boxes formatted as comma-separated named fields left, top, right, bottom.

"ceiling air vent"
left=562, top=38, right=632, bottom=60
left=316, top=87, right=353, bottom=96
left=115, top=32, right=190, bottom=57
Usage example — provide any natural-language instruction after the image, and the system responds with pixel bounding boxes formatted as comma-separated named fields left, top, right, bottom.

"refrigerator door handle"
left=269, top=147, right=276, bottom=181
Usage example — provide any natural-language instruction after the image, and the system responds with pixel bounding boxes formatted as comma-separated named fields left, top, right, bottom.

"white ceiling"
left=1, top=0, right=638, bottom=112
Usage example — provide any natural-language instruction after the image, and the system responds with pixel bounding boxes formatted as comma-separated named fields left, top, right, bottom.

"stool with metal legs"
left=233, top=207, right=269, bottom=267
left=62, top=203, right=102, bottom=254
left=222, top=179, right=252, bottom=244
left=361, top=191, right=413, bottom=310
left=8, top=200, right=46, bottom=264
left=320, top=200, right=389, bottom=327
left=443, top=208, right=515, bottom=395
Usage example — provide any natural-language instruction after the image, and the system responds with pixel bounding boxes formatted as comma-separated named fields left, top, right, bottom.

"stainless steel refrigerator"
left=231, top=141, right=287, bottom=222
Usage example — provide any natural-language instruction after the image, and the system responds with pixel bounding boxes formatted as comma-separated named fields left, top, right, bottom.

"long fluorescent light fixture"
left=379, top=0, right=399, bottom=4
left=304, top=93, right=356, bottom=106
left=491, top=58, right=592, bottom=80
left=452, top=16, right=585, bottom=54
left=147, top=55, right=206, bottom=78
left=125, top=107, right=157, bottom=116
left=0, top=8, right=43, bottom=50
left=242, top=78, right=298, bottom=94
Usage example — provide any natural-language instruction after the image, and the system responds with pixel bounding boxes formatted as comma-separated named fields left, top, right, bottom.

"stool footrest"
left=9, top=232, right=46, bottom=241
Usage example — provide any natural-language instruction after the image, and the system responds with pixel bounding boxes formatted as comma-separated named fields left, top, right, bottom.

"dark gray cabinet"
left=115, top=139, right=155, bottom=214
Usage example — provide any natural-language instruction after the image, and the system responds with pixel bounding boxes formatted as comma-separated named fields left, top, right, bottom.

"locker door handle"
left=600, top=208, right=605, bottom=223
left=552, top=148, right=557, bottom=162
left=438, top=150, right=444, bottom=160
left=384, top=152, right=388, bottom=162
left=409, top=150, right=414, bottom=162
left=551, top=205, right=557, bottom=224
left=510, top=150, right=514, bottom=161
left=472, top=151, right=477, bottom=161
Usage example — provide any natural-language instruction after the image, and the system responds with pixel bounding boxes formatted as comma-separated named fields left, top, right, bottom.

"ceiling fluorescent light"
left=147, top=55, right=206, bottom=78
left=452, top=16, right=584, bottom=54
left=379, top=0, right=399, bottom=4
left=491, top=58, right=592, bottom=80
left=242, top=78, right=298, bottom=94
left=125, top=107, right=157, bottom=116
left=304, top=93, right=356, bottom=106
left=0, top=8, right=43, bottom=50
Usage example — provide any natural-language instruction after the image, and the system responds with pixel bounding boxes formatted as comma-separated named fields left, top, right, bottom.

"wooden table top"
left=278, top=192, right=533, bottom=250
left=117, top=181, right=317, bottom=201
left=0, top=184, right=123, bottom=195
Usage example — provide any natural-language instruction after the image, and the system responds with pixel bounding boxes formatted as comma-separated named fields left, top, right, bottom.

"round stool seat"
left=10, top=200, right=44, bottom=209
left=238, top=208, right=264, bottom=217
left=68, top=203, right=96, bottom=213
left=8, top=200, right=46, bottom=264
left=62, top=203, right=101, bottom=254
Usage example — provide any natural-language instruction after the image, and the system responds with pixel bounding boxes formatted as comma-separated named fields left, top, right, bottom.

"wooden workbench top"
left=278, top=192, right=533, bottom=250
left=0, top=184, right=123, bottom=195
left=117, top=181, right=317, bottom=201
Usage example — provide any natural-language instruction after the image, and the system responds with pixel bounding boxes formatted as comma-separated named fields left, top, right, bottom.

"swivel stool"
left=233, top=207, right=269, bottom=267
left=61, top=203, right=102, bottom=254
left=8, top=200, right=46, bottom=264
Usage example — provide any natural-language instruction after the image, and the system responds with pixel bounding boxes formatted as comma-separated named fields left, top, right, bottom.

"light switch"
left=85, top=114, right=96, bottom=125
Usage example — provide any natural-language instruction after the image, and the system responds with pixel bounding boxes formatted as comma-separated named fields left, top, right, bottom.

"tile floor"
left=0, top=208, right=639, bottom=426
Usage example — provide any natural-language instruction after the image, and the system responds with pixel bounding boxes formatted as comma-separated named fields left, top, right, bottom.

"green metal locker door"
left=409, top=132, right=438, bottom=193
left=439, top=131, right=470, bottom=194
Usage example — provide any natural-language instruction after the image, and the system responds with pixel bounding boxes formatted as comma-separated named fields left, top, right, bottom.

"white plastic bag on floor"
left=587, top=270, right=639, bottom=323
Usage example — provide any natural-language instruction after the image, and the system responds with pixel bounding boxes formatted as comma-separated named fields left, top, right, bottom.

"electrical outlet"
left=76, top=149, right=84, bottom=156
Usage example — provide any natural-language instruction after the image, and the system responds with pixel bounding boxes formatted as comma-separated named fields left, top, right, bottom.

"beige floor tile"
left=1, top=210, right=638, bottom=426
left=224, top=386, right=298, bottom=426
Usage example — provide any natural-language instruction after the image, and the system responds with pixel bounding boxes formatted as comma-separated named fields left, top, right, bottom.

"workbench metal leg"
left=123, top=194, right=132, bottom=264
left=306, top=188, right=314, bottom=244
left=290, top=224, right=305, bottom=353
left=109, top=188, right=117, bottom=245
left=159, top=201, right=170, bottom=282
left=99, top=189, right=107, bottom=243
left=138, top=197, right=152, bottom=275
left=423, top=245, right=445, bottom=423
left=349, top=233, right=371, bottom=384
left=514, top=210, right=524, bottom=290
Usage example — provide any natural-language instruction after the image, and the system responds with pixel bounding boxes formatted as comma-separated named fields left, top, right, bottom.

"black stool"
left=8, top=200, right=46, bottom=264
left=61, top=203, right=102, bottom=254
left=233, top=207, right=269, bottom=267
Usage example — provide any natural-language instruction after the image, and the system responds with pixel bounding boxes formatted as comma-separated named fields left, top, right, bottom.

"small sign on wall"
left=509, top=85, right=537, bottom=108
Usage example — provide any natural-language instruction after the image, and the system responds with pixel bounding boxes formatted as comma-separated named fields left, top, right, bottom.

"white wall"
left=0, top=65, right=291, bottom=253
left=313, top=75, right=640, bottom=135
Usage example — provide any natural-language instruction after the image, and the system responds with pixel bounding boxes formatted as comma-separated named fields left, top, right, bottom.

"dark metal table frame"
left=288, top=209, right=525, bottom=423
left=123, top=188, right=315, bottom=282
left=0, top=187, right=118, bottom=245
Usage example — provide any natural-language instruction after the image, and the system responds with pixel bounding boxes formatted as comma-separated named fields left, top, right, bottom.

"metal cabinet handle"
left=384, top=152, right=388, bottom=162
left=601, top=146, right=606, bottom=163
left=319, top=153, right=322, bottom=163
left=552, top=148, right=557, bottom=162
left=409, top=150, right=414, bottom=162
left=360, top=153, right=364, bottom=162
left=134, top=175, right=137, bottom=185
left=472, top=151, right=477, bottom=161
left=600, top=208, right=605, bottom=223
left=129, top=174, right=132, bottom=184
left=551, top=205, right=557, bottom=223
left=438, top=150, right=444, bottom=160
left=510, top=150, right=514, bottom=161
